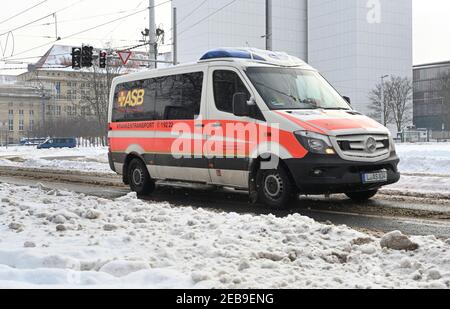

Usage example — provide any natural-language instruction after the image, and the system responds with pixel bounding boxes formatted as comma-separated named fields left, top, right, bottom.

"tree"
left=80, top=56, right=122, bottom=139
left=387, top=76, right=413, bottom=132
left=368, top=82, right=392, bottom=126
left=369, top=76, right=413, bottom=131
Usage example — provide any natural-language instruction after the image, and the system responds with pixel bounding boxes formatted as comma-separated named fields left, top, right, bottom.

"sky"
left=0, top=0, right=449, bottom=75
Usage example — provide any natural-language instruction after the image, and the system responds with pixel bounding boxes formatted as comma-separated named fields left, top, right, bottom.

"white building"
left=172, top=0, right=412, bottom=115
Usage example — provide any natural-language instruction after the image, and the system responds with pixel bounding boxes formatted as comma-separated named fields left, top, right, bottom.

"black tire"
left=128, top=158, right=155, bottom=196
left=256, top=166, right=295, bottom=209
left=345, top=190, right=378, bottom=202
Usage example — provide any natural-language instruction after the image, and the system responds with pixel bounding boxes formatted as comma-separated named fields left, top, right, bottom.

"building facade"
left=0, top=83, right=50, bottom=144
left=172, top=0, right=412, bottom=116
left=413, top=61, right=450, bottom=131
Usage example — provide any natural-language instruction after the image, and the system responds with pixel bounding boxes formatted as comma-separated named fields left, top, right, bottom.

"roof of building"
left=30, top=44, right=168, bottom=73
left=34, top=45, right=73, bottom=69
left=413, top=60, right=450, bottom=70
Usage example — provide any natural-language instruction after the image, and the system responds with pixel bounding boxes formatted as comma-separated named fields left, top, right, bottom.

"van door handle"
left=211, top=123, right=222, bottom=128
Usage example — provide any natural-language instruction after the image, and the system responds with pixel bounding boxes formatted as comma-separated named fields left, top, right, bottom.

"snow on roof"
left=35, top=45, right=73, bottom=69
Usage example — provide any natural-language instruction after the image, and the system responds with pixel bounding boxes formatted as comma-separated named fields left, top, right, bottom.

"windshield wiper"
left=322, top=107, right=351, bottom=111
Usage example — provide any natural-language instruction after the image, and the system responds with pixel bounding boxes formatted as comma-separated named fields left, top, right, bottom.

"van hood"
left=276, top=110, right=390, bottom=136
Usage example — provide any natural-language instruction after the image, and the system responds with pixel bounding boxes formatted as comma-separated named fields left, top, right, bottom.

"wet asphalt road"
left=1, top=173, right=450, bottom=238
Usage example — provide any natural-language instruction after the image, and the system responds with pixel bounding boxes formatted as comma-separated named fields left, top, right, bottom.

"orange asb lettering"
left=118, top=89, right=145, bottom=107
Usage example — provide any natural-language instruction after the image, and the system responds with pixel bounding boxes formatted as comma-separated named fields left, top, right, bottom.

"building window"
left=29, top=110, right=34, bottom=117
left=19, top=110, right=24, bottom=116
left=8, top=110, right=14, bottom=116
left=29, top=119, right=35, bottom=131
left=19, top=119, right=24, bottom=132
left=56, top=106, right=61, bottom=116
left=8, top=119, right=13, bottom=131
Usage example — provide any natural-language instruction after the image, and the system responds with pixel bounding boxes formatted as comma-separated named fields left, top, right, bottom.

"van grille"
left=336, top=134, right=390, bottom=159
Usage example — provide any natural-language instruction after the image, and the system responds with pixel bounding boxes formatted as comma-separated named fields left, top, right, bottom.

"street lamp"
left=380, top=75, right=389, bottom=125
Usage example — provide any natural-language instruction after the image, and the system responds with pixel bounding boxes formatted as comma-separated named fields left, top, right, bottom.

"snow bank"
left=0, top=146, right=112, bottom=173
left=396, top=143, right=450, bottom=176
left=0, top=183, right=449, bottom=289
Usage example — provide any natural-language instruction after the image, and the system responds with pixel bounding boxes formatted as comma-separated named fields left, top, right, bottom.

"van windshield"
left=245, top=67, right=351, bottom=110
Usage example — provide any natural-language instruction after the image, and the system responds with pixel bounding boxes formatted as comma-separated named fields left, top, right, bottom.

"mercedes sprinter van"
left=108, top=48, right=400, bottom=208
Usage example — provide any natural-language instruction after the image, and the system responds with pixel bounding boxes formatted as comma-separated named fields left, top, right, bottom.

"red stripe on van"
left=109, top=120, right=308, bottom=159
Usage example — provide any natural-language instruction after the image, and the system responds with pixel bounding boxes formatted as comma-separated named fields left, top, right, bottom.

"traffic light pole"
left=172, top=7, right=178, bottom=66
left=149, top=0, right=157, bottom=69
left=266, top=0, right=272, bottom=51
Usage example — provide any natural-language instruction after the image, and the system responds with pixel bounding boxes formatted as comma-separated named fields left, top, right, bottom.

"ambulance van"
left=108, top=48, right=400, bottom=208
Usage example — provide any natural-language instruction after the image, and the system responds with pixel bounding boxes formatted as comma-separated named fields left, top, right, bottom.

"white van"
left=108, top=48, right=400, bottom=208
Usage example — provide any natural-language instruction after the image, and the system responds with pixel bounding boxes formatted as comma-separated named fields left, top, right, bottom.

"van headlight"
left=295, top=131, right=336, bottom=155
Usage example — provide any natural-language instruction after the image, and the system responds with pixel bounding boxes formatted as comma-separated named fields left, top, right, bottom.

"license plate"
left=362, top=170, right=388, bottom=184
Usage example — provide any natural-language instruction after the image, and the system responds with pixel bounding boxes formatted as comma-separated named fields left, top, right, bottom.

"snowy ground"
left=1, top=143, right=449, bottom=196
left=0, top=183, right=449, bottom=289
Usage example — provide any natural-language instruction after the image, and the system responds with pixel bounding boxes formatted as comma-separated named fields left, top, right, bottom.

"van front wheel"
left=128, top=158, right=155, bottom=196
left=345, top=190, right=378, bottom=202
left=256, top=166, right=294, bottom=209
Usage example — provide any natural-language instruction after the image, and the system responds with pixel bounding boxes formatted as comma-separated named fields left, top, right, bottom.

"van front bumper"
left=284, top=152, right=400, bottom=194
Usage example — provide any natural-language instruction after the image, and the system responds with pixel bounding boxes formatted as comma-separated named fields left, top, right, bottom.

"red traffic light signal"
left=99, top=51, right=107, bottom=69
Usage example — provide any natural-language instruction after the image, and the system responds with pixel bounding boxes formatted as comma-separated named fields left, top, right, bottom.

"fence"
left=431, top=131, right=450, bottom=141
left=76, top=137, right=108, bottom=147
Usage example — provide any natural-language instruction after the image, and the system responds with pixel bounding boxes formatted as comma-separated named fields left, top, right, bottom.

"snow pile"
left=396, top=143, right=450, bottom=176
left=0, top=146, right=112, bottom=174
left=385, top=143, right=450, bottom=196
left=0, top=183, right=449, bottom=289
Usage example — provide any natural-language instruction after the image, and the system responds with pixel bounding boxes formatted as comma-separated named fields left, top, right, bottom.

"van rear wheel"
left=128, top=158, right=155, bottom=196
left=345, top=190, right=378, bottom=202
left=256, top=166, right=294, bottom=209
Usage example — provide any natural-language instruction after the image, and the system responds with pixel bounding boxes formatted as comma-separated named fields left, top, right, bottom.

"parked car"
left=37, top=138, right=77, bottom=149
left=20, top=138, right=47, bottom=146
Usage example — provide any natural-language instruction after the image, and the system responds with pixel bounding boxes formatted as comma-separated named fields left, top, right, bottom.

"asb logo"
left=118, top=89, right=145, bottom=107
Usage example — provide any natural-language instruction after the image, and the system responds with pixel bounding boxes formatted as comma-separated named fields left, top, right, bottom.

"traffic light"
left=81, top=45, right=94, bottom=68
left=71, top=47, right=81, bottom=69
left=99, top=51, right=107, bottom=69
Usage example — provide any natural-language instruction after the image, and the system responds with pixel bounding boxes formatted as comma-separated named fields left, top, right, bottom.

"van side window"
left=213, top=70, right=250, bottom=114
left=112, top=80, right=156, bottom=122
left=154, top=72, right=203, bottom=120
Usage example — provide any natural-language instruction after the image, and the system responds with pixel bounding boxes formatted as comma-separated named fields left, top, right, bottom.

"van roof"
left=112, top=48, right=316, bottom=84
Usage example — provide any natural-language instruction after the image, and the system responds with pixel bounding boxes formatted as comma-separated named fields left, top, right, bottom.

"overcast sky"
left=0, top=0, right=449, bottom=74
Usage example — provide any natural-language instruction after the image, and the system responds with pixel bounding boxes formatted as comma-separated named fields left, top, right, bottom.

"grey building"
left=413, top=61, right=450, bottom=131
left=172, top=0, right=413, bottom=117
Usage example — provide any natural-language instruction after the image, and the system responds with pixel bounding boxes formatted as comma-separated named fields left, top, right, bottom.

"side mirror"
left=343, top=96, right=351, bottom=105
left=233, top=92, right=251, bottom=117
